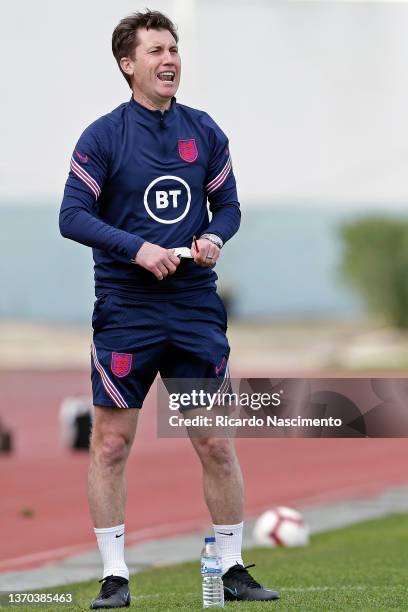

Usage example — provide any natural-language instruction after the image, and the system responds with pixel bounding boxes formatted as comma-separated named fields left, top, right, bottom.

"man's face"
left=126, top=28, right=181, bottom=106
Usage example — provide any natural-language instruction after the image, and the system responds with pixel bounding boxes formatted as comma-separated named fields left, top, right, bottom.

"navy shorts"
left=90, top=290, right=230, bottom=409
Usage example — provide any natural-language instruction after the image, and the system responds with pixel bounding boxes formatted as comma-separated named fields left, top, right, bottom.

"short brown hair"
left=112, top=9, right=178, bottom=89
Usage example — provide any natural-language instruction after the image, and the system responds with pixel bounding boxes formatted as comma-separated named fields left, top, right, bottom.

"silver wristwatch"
left=200, top=233, right=224, bottom=249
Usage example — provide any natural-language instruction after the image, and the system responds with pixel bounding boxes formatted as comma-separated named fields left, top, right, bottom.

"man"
left=60, top=10, right=279, bottom=608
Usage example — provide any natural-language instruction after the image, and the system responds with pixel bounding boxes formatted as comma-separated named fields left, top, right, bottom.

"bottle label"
left=201, top=557, right=222, bottom=575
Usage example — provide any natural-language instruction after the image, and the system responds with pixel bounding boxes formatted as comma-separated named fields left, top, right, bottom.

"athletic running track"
left=1, top=369, right=408, bottom=572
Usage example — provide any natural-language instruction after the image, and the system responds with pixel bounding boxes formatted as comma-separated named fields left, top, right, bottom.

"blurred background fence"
left=0, top=204, right=367, bottom=322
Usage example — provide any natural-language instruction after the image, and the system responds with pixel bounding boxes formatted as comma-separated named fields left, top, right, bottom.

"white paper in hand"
left=174, top=247, right=193, bottom=259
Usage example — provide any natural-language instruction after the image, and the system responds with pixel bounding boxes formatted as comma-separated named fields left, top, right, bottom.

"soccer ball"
left=253, top=506, right=310, bottom=547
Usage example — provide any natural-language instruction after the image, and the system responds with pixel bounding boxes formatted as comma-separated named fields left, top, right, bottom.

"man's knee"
left=90, top=406, right=138, bottom=469
left=91, top=431, right=131, bottom=468
left=194, top=437, right=236, bottom=473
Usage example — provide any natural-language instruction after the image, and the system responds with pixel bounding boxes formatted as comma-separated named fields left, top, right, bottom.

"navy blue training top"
left=59, top=97, right=241, bottom=297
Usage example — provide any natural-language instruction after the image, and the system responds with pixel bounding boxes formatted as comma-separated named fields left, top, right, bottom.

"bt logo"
left=156, top=190, right=181, bottom=209
left=144, top=175, right=191, bottom=224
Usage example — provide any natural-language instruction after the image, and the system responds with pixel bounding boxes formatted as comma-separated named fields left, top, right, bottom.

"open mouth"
left=157, top=71, right=175, bottom=82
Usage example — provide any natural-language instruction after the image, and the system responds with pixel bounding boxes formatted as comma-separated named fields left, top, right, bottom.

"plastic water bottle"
left=201, top=536, right=224, bottom=608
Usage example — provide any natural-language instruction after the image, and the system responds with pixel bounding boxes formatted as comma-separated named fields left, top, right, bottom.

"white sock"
left=94, top=524, right=129, bottom=580
left=213, top=521, right=244, bottom=575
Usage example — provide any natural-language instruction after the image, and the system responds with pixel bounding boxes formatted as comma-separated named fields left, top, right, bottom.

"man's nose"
left=162, top=50, right=174, bottom=64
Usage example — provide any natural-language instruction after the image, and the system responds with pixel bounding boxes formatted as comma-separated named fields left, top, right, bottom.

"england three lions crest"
left=111, top=352, right=133, bottom=377
left=178, top=139, right=198, bottom=163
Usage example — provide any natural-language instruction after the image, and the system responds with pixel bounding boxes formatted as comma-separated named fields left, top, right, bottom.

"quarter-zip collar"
left=129, top=96, right=177, bottom=128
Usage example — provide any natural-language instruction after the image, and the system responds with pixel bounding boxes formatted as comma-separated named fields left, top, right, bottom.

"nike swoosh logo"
left=115, top=533, right=124, bottom=538
left=75, top=150, right=89, bottom=163
left=216, top=531, right=234, bottom=536
left=224, top=586, right=238, bottom=596
left=215, top=357, right=226, bottom=376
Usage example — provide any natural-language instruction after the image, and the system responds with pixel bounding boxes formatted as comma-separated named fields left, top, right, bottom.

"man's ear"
left=120, top=57, right=134, bottom=77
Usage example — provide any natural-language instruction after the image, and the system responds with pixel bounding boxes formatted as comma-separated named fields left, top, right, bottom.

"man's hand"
left=191, top=238, right=220, bottom=268
left=134, top=242, right=180, bottom=280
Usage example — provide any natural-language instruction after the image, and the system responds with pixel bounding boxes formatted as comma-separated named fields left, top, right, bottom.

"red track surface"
left=1, top=370, right=408, bottom=572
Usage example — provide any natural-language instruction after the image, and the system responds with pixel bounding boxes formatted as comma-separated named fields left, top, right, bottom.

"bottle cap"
left=205, top=536, right=216, bottom=543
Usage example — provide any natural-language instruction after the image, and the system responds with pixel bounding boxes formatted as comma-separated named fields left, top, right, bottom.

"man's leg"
left=189, top=435, right=245, bottom=572
left=164, top=291, right=279, bottom=600
left=189, top=435, right=243, bottom=524
left=189, top=432, right=280, bottom=602
left=88, top=406, right=138, bottom=580
left=89, top=295, right=165, bottom=607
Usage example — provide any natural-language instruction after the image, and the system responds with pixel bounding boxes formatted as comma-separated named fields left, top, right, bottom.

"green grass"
left=2, top=514, right=408, bottom=611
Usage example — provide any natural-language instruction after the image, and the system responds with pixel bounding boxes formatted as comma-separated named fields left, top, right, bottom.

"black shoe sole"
left=224, top=589, right=280, bottom=602
left=90, top=592, right=131, bottom=609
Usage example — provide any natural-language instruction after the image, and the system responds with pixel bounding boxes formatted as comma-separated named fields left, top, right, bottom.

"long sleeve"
left=202, top=119, right=241, bottom=243
left=59, top=121, right=144, bottom=259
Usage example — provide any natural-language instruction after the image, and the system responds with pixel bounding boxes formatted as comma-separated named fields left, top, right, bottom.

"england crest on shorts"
left=178, top=139, right=198, bottom=163
left=111, top=352, right=132, bottom=377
